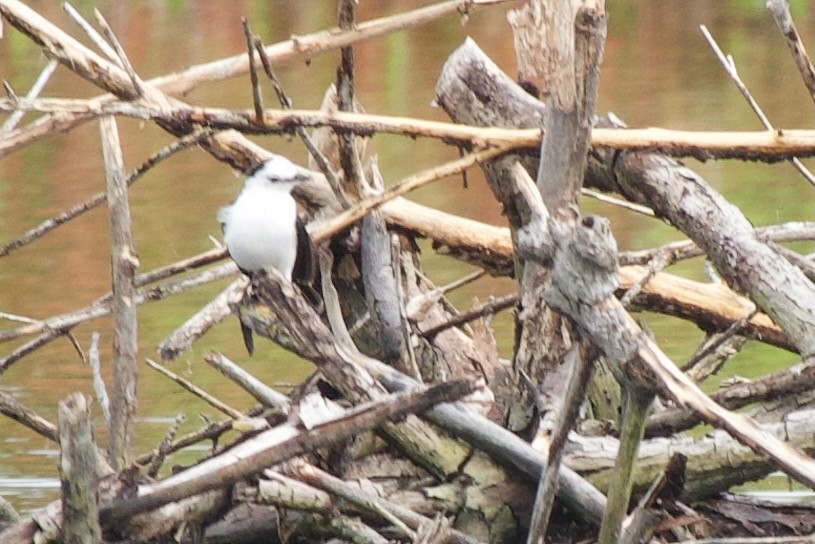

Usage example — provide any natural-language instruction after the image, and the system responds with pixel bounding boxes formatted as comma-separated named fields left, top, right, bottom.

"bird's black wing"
left=293, top=215, right=315, bottom=285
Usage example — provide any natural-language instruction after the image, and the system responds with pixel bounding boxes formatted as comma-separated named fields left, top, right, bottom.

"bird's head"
left=246, top=156, right=310, bottom=192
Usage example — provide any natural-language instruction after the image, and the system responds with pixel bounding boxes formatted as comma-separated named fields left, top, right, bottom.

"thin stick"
left=101, top=115, right=138, bottom=470
left=94, top=9, right=145, bottom=96
left=157, top=277, right=247, bottom=361
left=0, top=129, right=214, bottom=258
left=144, top=358, right=244, bottom=420
left=0, top=260, right=236, bottom=346
left=527, top=346, right=596, bottom=543
left=581, top=187, right=654, bottom=216
left=767, top=0, right=815, bottom=105
left=204, top=351, right=290, bottom=414
left=88, top=331, right=111, bottom=426
left=62, top=3, right=119, bottom=65
left=7, top=96, right=815, bottom=161
left=336, top=0, right=362, bottom=192
left=700, top=25, right=815, bottom=187
left=0, top=0, right=513, bottom=158
left=253, top=39, right=350, bottom=208
left=242, top=19, right=264, bottom=122
left=620, top=221, right=815, bottom=266
left=312, top=144, right=511, bottom=243
left=420, top=292, right=516, bottom=338
left=146, top=413, right=185, bottom=478
left=0, top=58, right=57, bottom=133
left=0, top=391, right=58, bottom=442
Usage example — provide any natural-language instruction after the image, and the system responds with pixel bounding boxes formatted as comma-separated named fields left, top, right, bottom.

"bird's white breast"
left=221, top=184, right=298, bottom=279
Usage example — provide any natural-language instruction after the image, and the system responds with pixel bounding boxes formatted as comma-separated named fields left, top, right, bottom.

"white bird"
left=218, top=156, right=316, bottom=354
left=218, top=155, right=313, bottom=281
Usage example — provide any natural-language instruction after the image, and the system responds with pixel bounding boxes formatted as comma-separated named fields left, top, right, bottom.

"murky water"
left=1, top=1, right=813, bottom=514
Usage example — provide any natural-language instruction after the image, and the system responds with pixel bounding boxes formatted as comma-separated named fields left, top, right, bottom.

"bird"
left=218, top=155, right=316, bottom=354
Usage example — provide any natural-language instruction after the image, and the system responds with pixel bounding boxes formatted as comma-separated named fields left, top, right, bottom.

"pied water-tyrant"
left=218, top=155, right=316, bottom=354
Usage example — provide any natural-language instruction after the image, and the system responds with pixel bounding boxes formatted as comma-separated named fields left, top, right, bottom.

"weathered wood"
left=101, top=376, right=474, bottom=524
left=100, top=115, right=139, bottom=470
left=58, top=393, right=101, bottom=544
left=568, top=406, right=815, bottom=501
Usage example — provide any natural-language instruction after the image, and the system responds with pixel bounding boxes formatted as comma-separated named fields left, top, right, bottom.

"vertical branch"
left=766, top=0, right=815, bottom=105
left=336, top=0, right=362, bottom=194
left=101, top=116, right=139, bottom=470
left=519, top=1, right=607, bottom=542
left=526, top=346, right=595, bottom=544
left=242, top=18, right=264, bottom=122
left=59, top=393, right=102, bottom=544
left=597, top=387, right=654, bottom=544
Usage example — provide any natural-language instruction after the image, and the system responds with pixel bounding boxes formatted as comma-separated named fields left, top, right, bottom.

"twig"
left=94, top=8, right=145, bottom=96
left=581, top=187, right=654, bottom=216
left=700, top=25, right=815, bottom=187
left=681, top=307, right=759, bottom=374
left=0, top=260, right=235, bottom=346
left=0, top=0, right=510, bottom=158
left=101, top=115, right=139, bottom=470
left=767, top=0, right=815, bottom=105
left=419, top=292, right=516, bottom=338
left=527, top=346, right=597, bottom=543
left=62, top=3, right=119, bottom=65
left=0, top=58, right=57, bottom=133
left=242, top=19, right=264, bottom=122
left=646, top=354, right=815, bottom=438
left=6, top=96, right=815, bottom=161
left=0, top=263, right=235, bottom=378
left=144, top=358, right=244, bottom=420
left=147, top=413, right=185, bottom=479
left=135, top=407, right=267, bottom=466
left=619, top=249, right=670, bottom=307
left=0, top=311, right=40, bottom=325
left=312, top=144, right=512, bottom=243
left=100, top=378, right=476, bottom=524
left=0, top=128, right=214, bottom=258
left=336, top=0, right=362, bottom=194
left=620, top=221, right=815, bottom=266
left=286, top=459, right=486, bottom=544
left=203, top=351, right=290, bottom=414
left=0, top=391, right=58, bottom=442
left=157, top=277, right=247, bottom=361
left=88, top=331, right=111, bottom=426
left=253, top=40, right=350, bottom=208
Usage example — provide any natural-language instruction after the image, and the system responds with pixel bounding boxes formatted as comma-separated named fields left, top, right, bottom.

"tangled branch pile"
left=1, top=1, right=815, bottom=543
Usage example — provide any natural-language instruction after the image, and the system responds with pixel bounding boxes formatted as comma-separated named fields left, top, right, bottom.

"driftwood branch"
left=100, top=115, right=138, bottom=470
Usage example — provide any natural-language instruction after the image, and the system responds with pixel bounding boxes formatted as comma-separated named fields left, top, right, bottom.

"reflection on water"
left=1, top=0, right=813, bottom=514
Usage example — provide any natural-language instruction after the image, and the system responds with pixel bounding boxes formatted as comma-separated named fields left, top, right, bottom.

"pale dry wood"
left=100, top=379, right=474, bottom=524
left=0, top=391, right=58, bottom=442
left=646, top=355, right=815, bottom=437
left=145, top=358, right=245, bottom=420
left=203, top=351, right=290, bottom=414
left=100, top=115, right=138, bottom=471
left=157, top=277, right=247, bottom=361
left=524, top=3, right=607, bottom=541
left=700, top=24, right=815, bottom=187
left=58, top=393, right=101, bottom=544
left=0, top=0, right=512, bottom=157
left=767, top=0, right=815, bottom=105
left=288, top=460, right=486, bottom=544
left=7, top=97, right=815, bottom=161
left=568, top=406, right=815, bottom=501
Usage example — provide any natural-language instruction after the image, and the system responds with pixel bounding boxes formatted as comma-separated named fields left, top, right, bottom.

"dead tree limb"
left=58, top=393, right=101, bottom=544
left=100, top=116, right=138, bottom=470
